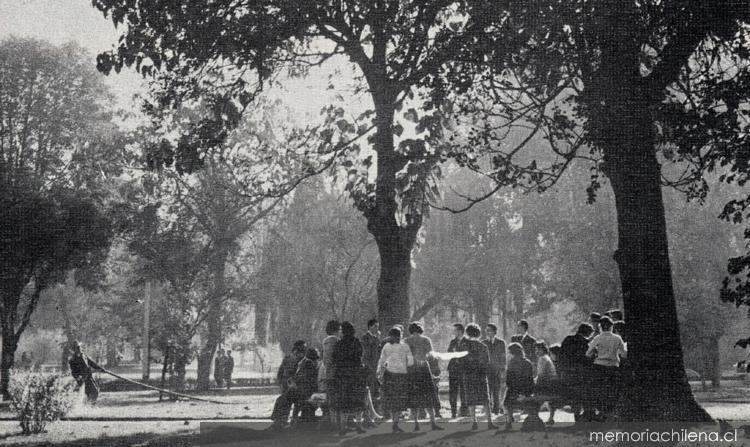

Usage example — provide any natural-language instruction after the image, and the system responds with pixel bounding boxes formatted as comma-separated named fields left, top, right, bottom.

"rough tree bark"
left=0, top=312, right=18, bottom=400
left=366, top=86, right=421, bottom=331
left=195, top=250, right=228, bottom=391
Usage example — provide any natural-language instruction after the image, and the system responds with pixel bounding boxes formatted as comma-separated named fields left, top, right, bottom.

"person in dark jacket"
left=447, top=323, right=468, bottom=418
left=502, top=342, right=534, bottom=430
left=360, top=318, right=381, bottom=415
left=559, top=323, right=594, bottom=421
left=515, top=320, right=537, bottom=367
left=68, top=342, right=103, bottom=403
left=224, top=350, right=235, bottom=389
left=482, top=323, right=507, bottom=415
left=278, top=341, right=306, bottom=393
left=214, top=350, right=225, bottom=388
left=270, top=348, right=320, bottom=428
left=462, top=324, right=498, bottom=431
left=331, top=321, right=367, bottom=435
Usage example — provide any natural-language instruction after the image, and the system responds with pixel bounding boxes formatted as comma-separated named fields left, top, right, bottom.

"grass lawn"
left=1, top=380, right=750, bottom=446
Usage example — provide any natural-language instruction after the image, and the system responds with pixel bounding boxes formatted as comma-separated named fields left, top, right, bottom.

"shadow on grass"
left=1, top=431, right=196, bottom=447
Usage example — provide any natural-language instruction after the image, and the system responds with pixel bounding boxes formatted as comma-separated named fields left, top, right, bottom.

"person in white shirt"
left=585, top=316, right=626, bottom=419
left=377, top=327, right=414, bottom=433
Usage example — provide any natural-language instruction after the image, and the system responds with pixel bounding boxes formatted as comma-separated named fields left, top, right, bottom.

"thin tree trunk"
left=196, top=250, right=228, bottom=391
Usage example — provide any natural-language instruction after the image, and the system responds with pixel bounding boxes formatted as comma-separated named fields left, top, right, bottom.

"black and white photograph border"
left=1, top=0, right=750, bottom=446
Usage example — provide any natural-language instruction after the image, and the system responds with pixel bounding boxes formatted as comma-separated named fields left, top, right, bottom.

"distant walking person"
left=482, top=323, right=506, bottom=415
left=447, top=323, right=468, bottom=418
left=214, top=350, right=225, bottom=388
left=377, top=327, right=414, bottom=433
left=68, top=342, right=103, bottom=404
left=462, top=324, right=498, bottom=430
left=404, top=322, right=442, bottom=432
left=224, top=350, right=235, bottom=389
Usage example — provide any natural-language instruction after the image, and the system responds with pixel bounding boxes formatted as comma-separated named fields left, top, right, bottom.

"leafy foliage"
left=9, top=372, right=76, bottom=435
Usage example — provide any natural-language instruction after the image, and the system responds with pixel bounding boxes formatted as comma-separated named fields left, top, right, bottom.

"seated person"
left=503, top=342, right=534, bottom=430
left=271, top=348, right=320, bottom=429
left=534, top=341, right=560, bottom=425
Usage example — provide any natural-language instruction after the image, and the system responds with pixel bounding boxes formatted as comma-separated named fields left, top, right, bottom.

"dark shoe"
left=471, top=422, right=478, bottom=430
left=392, top=425, right=404, bottom=433
left=432, top=423, right=444, bottom=431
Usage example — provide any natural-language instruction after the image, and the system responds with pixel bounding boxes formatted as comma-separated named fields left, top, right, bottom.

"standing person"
left=331, top=322, right=367, bottom=436
left=404, top=322, right=443, bottom=432
left=224, top=350, right=235, bottom=389
left=360, top=318, right=382, bottom=416
left=515, top=320, right=537, bottom=367
left=68, top=342, right=103, bottom=404
left=214, top=350, right=225, bottom=388
left=447, top=323, right=468, bottom=418
left=502, top=342, right=534, bottom=431
left=482, top=323, right=507, bottom=416
left=590, top=312, right=602, bottom=336
left=377, top=327, right=414, bottom=433
left=321, top=320, right=342, bottom=429
left=461, top=324, right=497, bottom=430
left=560, top=323, right=595, bottom=422
left=586, top=316, right=627, bottom=419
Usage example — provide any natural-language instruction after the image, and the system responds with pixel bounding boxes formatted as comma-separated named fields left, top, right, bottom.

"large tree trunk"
left=0, top=316, right=17, bottom=400
left=366, top=90, right=421, bottom=331
left=590, top=1, right=710, bottom=421
left=603, top=94, right=710, bottom=422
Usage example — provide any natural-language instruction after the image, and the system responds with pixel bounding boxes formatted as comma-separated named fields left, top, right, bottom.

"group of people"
left=213, top=349, right=235, bottom=389
left=269, top=309, right=628, bottom=434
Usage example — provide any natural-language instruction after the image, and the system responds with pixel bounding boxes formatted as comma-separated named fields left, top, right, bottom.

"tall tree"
left=430, top=1, right=750, bottom=420
left=92, top=0, right=506, bottom=329
left=0, top=38, right=121, bottom=399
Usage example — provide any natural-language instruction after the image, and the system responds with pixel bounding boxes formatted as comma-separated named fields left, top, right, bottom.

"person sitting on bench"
left=502, top=342, right=534, bottom=431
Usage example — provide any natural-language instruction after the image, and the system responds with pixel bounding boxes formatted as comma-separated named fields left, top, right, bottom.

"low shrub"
left=9, top=371, right=76, bottom=435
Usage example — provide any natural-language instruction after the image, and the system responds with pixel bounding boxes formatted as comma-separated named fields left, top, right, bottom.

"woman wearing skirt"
left=405, top=322, right=443, bottom=431
left=462, top=323, right=499, bottom=430
left=377, top=327, right=414, bottom=433
left=331, top=321, right=367, bottom=435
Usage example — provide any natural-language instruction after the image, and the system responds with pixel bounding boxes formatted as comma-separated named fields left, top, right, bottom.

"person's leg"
left=459, top=375, right=469, bottom=416
left=392, top=411, right=403, bottom=432
left=485, top=402, right=498, bottom=429
left=449, top=373, right=458, bottom=418
left=412, top=407, right=420, bottom=431
left=271, top=393, right=290, bottom=426
left=469, top=405, right=478, bottom=429
left=338, top=411, right=348, bottom=434
left=488, top=372, right=499, bottom=414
